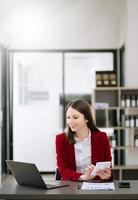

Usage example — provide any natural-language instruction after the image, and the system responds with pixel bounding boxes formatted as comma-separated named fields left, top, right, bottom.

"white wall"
left=125, top=0, right=138, bottom=87
left=0, top=0, right=124, bottom=49
left=118, top=0, right=127, bottom=46
left=124, top=0, right=138, bottom=165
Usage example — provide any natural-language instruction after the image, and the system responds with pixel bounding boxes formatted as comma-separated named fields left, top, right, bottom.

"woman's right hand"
left=79, top=164, right=95, bottom=181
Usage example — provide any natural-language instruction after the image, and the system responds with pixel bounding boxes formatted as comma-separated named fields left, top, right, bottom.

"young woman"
left=56, top=99, right=112, bottom=181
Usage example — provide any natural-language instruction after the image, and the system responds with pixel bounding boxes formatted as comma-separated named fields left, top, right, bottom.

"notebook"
left=6, top=160, right=69, bottom=189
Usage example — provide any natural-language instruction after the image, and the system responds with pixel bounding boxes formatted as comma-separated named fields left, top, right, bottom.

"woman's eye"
left=66, top=116, right=79, bottom=120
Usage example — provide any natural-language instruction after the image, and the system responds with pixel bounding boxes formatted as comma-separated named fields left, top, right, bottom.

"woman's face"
left=66, top=106, right=88, bottom=132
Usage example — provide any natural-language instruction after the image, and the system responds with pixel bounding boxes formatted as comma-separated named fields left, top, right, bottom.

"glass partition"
left=13, top=52, right=63, bottom=171
left=64, top=52, right=114, bottom=104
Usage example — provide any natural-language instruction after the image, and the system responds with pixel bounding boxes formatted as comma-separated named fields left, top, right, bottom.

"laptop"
left=6, top=160, right=69, bottom=189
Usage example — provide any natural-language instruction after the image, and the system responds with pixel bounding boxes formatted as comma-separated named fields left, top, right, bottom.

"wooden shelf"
left=92, top=87, right=138, bottom=180
left=113, top=165, right=138, bottom=169
left=111, top=146, right=135, bottom=150
left=99, top=127, right=138, bottom=130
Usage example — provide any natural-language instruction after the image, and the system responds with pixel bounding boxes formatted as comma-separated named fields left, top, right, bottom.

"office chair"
left=55, top=168, right=61, bottom=180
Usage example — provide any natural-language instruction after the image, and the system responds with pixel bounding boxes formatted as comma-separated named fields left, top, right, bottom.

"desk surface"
left=0, top=176, right=138, bottom=200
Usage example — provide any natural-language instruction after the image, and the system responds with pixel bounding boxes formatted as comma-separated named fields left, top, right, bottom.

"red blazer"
left=56, top=131, right=112, bottom=181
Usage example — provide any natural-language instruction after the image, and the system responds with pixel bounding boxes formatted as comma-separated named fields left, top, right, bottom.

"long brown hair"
left=65, top=99, right=99, bottom=144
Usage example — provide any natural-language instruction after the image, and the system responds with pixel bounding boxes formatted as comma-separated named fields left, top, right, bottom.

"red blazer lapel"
left=66, top=141, right=76, bottom=170
left=91, top=133, right=96, bottom=165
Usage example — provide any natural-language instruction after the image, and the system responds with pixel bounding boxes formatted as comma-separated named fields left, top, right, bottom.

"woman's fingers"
left=86, top=164, right=94, bottom=172
left=85, top=165, right=111, bottom=180
left=97, top=168, right=111, bottom=180
left=84, top=164, right=96, bottom=180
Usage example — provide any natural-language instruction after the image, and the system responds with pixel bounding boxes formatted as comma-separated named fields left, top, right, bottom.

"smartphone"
left=91, top=161, right=111, bottom=176
left=118, top=182, right=130, bottom=188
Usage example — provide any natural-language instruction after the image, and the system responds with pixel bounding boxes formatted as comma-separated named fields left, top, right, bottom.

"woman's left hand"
left=96, top=168, right=111, bottom=180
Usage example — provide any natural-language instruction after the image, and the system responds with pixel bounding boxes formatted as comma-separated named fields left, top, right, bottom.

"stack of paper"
left=81, top=182, right=115, bottom=191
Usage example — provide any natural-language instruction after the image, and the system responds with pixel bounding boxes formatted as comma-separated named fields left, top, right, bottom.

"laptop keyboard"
left=45, top=182, right=60, bottom=187
left=46, top=184, right=57, bottom=187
